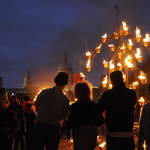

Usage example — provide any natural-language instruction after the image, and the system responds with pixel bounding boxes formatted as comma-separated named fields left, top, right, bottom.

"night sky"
left=1, top=0, right=150, bottom=88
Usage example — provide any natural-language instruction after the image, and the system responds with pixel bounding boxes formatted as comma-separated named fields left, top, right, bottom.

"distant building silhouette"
left=0, top=77, right=3, bottom=88
left=23, top=71, right=31, bottom=89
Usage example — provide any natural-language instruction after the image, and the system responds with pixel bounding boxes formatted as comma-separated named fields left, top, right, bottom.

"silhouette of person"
left=68, top=82, right=104, bottom=150
left=31, top=72, right=70, bottom=150
left=97, top=70, right=137, bottom=150
left=24, top=103, right=36, bottom=150
left=0, top=88, right=18, bottom=150
left=138, top=83, right=150, bottom=150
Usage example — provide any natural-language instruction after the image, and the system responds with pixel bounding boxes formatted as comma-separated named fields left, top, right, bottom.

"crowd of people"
left=0, top=71, right=150, bottom=150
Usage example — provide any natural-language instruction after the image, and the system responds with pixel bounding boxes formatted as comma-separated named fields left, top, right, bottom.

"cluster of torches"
left=85, top=21, right=149, bottom=91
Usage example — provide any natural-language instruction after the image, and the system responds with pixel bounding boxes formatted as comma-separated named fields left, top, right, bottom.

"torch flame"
left=109, top=60, right=115, bottom=71
left=125, top=55, right=134, bottom=69
left=138, top=71, right=147, bottom=84
left=122, top=21, right=128, bottom=32
left=143, top=33, right=150, bottom=42
left=103, top=60, right=108, bottom=68
left=102, top=75, right=108, bottom=88
left=86, top=59, right=91, bottom=72
left=135, top=48, right=142, bottom=62
left=135, top=27, right=141, bottom=39
left=85, top=51, right=91, bottom=57
left=128, top=39, right=133, bottom=50
left=80, top=72, right=86, bottom=78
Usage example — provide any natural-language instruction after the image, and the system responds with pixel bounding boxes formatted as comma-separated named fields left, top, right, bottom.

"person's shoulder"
left=143, top=102, right=150, bottom=109
left=126, top=88, right=136, bottom=95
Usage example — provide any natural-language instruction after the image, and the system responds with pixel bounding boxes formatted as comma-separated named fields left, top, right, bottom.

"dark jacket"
left=97, top=85, right=137, bottom=132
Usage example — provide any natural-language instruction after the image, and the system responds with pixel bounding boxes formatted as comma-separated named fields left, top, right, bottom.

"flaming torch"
left=143, top=33, right=150, bottom=47
left=103, top=60, right=108, bottom=68
left=128, top=39, right=133, bottom=50
left=85, top=51, right=92, bottom=72
left=102, top=75, right=108, bottom=88
left=108, top=44, right=115, bottom=51
left=135, top=27, right=141, bottom=43
left=138, top=71, right=147, bottom=84
left=122, top=21, right=128, bottom=36
left=101, top=33, right=107, bottom=43
left=135, top=48, right=142, bottom=62
left=96, top=43, right=102, bottom=53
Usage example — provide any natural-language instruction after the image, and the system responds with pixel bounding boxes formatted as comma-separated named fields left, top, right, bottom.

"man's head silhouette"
left=54, top=72, right=69, bottom=87
left=110, top=70, right=124, bottom=87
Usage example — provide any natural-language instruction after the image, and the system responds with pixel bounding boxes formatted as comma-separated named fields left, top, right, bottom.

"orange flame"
left=96, top=43, right=102, bottom=53
left=125, top=55, right=134, bottom=69
left=108, top=44, right=115, bottom=51
left=103, top=60, right=108, bottom=68
left=128, top=39, right=133, bottom=50
left=122, top=21, right=128, bottom=35
left=101, top=33, right=107, bottom=43
left=138, top=71, right=147, bottom=84
left=135, top=48, right=142, bottom=62
left=102, top=75, right=108, bottom=88
left=135, top=27, right=141, bottom=42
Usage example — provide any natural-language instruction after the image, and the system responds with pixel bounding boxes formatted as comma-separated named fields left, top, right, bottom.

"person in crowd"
left=138, top=83, right=150, bottom=150
left=9, top=96, right=26, bottom=150
left=24, top=103, right=36, bottom=150
left=97, top=70, right=137, bottom=150
left=68, top=82, right=104, bottom=150
left=0, top=88, right=18, bottom=150
left=31, top=72, right=70, bottom=150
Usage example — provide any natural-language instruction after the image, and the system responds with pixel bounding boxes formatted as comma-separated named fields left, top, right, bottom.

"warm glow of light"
left=109, top=60, right=115, bottom=71
left=102, top=75, right=108, bottom=88
left=80, top=72, right=86, bottom=78
left=120, top=43, right=126, bottom=53
left=122, top=72, right=126, bottom=82
left=86, top=59, right=91, bottom=72
left=114, top=32, right=119, bottom=39
left=33, top=88, right=47, bottom=101
left=99, top=142, right=106, bottom=148
left=122, top=21, right=128, bottom=35
left=143, top=33, right=150, bottom=47
left=138, top=97, right=145, bottom=105
left=128, top=39, right=133, bottom=50
left=117, top=62, right=122, bottom=71
left=96, top=43, right=102, bottom=53
left=108, top=44, right=115, bottom=51
left=135, top=27, right=141, bottom=42
left=85, top=51, right=92, bottom=72
left=130, top=81, right=139, bottom=89
left=118, top=52, right=123, bottom=59
left=101, top=33, right=107, bottom=43
left=124, top=55, right=134, bottom=69
left=109, top=83, right=113, bottom=89
left=138, top=71, right=147, bottom=84
left=135, top=48, right=142, bottom=62
left=103, top=60, right=108, bottom=68
left=85, top=51, right=91, bottom=57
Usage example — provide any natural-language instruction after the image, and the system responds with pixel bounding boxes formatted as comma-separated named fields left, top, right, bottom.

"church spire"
left=23, top=71, right=31, bottom=89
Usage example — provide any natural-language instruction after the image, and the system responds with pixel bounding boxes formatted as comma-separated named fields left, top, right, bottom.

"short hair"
left=54, top=72, right=69, bottom=86
left=110, top=70, right=123, bottom=84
